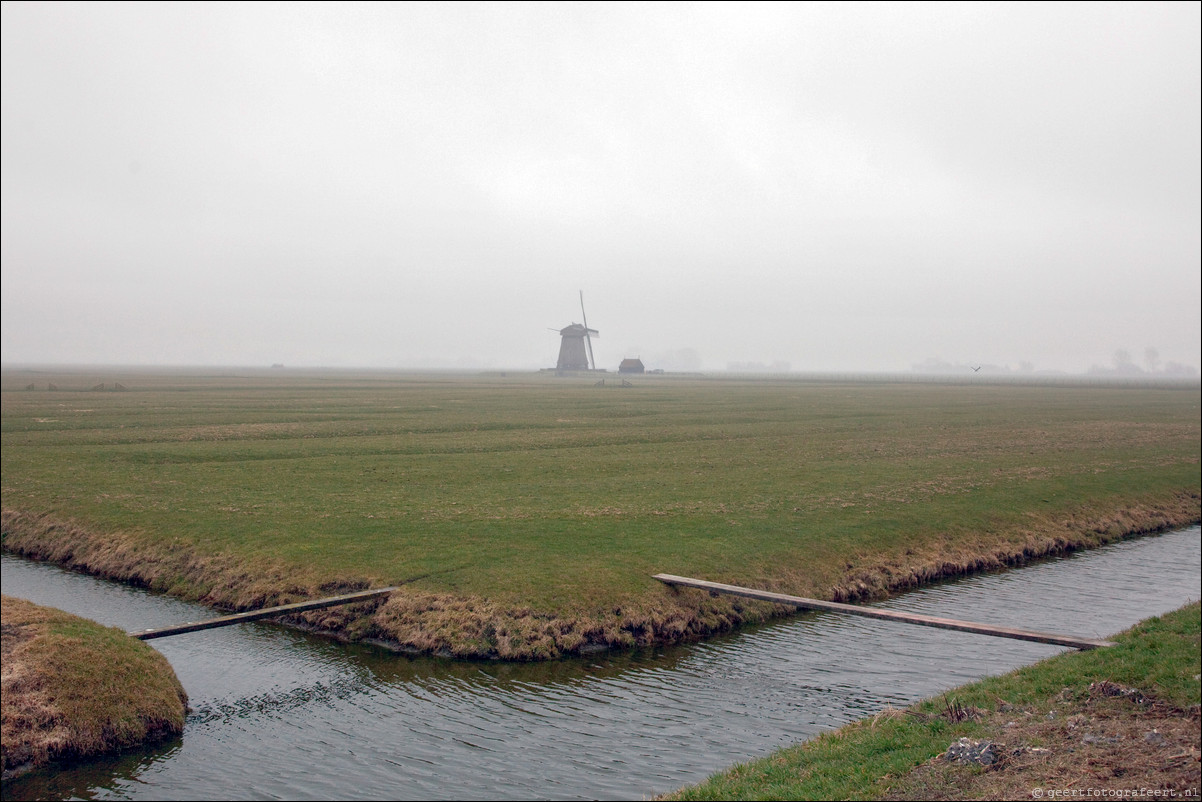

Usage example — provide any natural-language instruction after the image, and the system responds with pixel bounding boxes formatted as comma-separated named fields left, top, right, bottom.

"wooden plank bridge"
left=130, top=587, right=397, bottom=641
left=653, top=574, right=1115, bottom=650
left=129, top=577, right=1114, bottom=650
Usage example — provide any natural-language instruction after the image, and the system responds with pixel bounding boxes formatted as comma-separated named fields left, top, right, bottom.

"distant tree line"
left=1088, top=348, right=1196, bottom=377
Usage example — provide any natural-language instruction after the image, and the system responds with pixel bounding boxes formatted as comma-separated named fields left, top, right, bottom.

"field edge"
left=3, top=493, right=1198, bottom=661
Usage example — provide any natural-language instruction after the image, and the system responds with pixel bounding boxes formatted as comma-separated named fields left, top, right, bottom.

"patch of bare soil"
left=884, top=682, right=1201, bottom=800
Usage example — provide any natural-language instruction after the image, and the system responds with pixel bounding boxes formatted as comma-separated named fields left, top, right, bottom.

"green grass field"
left=2, top=368, right=1198, bottom=657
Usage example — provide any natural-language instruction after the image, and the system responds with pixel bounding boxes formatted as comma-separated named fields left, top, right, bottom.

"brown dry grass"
left=883, top=685, right=1201, bottom=800
left=1, top=596, right=187, bottom=778
left=1, top=598, right=70, bottom=775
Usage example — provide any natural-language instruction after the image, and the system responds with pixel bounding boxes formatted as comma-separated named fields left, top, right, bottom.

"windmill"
left=553, top=291, right=599, bottom=372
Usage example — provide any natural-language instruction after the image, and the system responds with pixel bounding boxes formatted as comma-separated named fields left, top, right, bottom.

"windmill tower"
left=555, top=292, right=599, bottom=372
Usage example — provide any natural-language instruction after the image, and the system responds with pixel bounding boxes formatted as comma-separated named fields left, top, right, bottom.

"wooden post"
left=131, top=587, right=397, bottom=640
left=653, top=574, right=1115, bottom=650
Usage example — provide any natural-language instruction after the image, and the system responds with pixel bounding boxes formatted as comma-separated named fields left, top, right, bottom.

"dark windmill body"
left=556, top=323, right=597, bottom=371
left=554, top=292, right=599, bottom=373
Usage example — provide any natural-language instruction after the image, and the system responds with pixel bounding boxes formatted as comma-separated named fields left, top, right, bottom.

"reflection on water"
left=2, top=526, right=1198, bottom=801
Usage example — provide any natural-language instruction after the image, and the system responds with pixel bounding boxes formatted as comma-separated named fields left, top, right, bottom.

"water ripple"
left=2, top=526, right=1197, bottom=801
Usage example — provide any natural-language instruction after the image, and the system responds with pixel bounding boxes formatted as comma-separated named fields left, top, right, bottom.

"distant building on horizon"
left=618, top=357, right=645, bottom=374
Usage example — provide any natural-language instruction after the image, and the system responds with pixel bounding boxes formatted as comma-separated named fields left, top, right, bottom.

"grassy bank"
left=661, top=601, right=1201, bottom=800
left=2, top=369, right=1199, bottom=658
left=0, top=595, right=188, bottom=778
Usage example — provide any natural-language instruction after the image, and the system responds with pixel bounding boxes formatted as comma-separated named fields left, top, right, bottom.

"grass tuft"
left=1, top=595, right=188, bottom=775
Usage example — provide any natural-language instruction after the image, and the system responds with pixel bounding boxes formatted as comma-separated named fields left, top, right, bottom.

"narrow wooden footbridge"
left=130, top=587, right=398, bottom=641
left=129, top=576, right=1115, bottom=651
left=653, top=574, right=1115, bottom=650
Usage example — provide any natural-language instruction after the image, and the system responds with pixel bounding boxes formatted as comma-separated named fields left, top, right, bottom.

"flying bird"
left=971, top=366, right=981, bottom=372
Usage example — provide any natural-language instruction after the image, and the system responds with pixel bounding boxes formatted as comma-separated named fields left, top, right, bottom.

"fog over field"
left=2, top=2, right=1198, bottom=375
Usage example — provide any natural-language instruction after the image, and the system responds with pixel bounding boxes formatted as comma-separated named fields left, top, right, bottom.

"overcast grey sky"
left=3, top=2, right=1199, bottom=374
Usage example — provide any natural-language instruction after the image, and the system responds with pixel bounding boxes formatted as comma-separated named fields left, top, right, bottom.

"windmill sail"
left=580, top=290, right=596, bottom=371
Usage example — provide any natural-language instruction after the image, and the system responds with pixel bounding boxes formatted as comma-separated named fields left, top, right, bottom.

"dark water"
left=2, top=526, right=1198, bottom=801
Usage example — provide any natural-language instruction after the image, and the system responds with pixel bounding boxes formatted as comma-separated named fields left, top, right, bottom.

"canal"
left=2, top=526, right=1198, bottom=800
